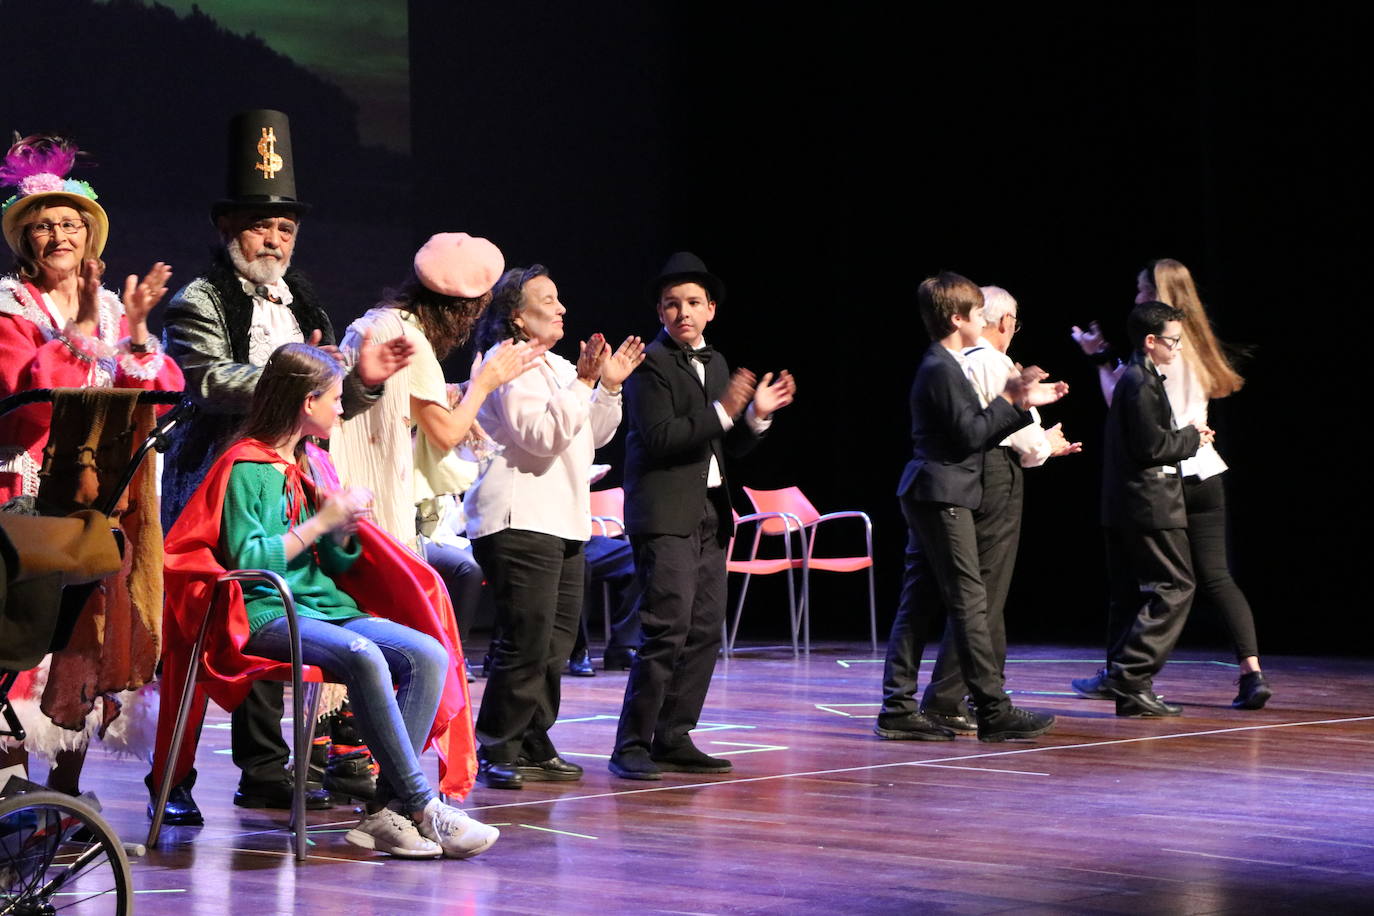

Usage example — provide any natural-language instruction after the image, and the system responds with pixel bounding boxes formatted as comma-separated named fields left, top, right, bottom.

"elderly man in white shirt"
left=919, top=285, right=1081, bottom=732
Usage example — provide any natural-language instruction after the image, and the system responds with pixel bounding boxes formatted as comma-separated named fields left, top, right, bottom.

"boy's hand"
left=720, top=368, right=757, bottom=418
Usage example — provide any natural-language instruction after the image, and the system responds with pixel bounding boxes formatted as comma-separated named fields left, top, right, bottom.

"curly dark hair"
left=472, top=264, right=548, bottom=353
left=383, top=271, right=490, bottom=359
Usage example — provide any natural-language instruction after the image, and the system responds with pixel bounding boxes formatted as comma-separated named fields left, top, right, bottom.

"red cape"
left=152, top=439, right=477, bottom=799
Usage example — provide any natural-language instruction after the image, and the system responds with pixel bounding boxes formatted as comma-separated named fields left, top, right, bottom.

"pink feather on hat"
left=0, top=135, right=79, bottom=187
left=414, top=232, right=505, bottom=298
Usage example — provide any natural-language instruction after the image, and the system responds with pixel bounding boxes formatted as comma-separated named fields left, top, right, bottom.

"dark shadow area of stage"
left=411, top=2, right=1365, bottom=656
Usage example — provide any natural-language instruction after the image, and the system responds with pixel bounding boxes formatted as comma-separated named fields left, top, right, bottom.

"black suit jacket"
left=624, top=331, right=760, bottom=544
left=897, top=342, right=1031, bottom=510
left=1100, top=351, right=1201, bottom=530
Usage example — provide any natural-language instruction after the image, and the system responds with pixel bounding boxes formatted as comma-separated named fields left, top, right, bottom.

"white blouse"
left=464, top=346, right=623, bottom=542
left=1163, top=354, right=1228, bottom=480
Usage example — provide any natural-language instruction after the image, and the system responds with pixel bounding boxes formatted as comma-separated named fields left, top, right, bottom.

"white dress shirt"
left=962, top=336, right=1053, bottom=468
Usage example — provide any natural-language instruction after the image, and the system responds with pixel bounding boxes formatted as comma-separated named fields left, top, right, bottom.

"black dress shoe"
left=1114, top=689, right=1182, bottom=717
left=515, top=755, right=584, bottom=781
left=145, top=772, right=204, bottom=826
left=568, top=652, right=595, bottom=677
left=1071, top=667, right=1114, bottom=700
left=602, top=647, right=638, bottom=671
left=1232, top=671, right=1272, bottom=710
left=920, top=707, right=977, bottom=734
left=476, top=759, right=524, bottom=789
left=651, top=743, right=732, bottom=774
left=873, top=712, right=956, bottom=741
left=608, top=749, right=662, bottom=781
left=234, top=776, right=335, bottom=809
left=977, top=706, right=1056, bottom=742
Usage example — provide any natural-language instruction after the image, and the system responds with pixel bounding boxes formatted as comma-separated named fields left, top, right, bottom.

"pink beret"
left=413, top=232, right=505, bottom=298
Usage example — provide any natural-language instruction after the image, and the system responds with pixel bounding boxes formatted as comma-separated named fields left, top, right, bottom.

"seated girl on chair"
left=161, top=342, right=494, bottom=859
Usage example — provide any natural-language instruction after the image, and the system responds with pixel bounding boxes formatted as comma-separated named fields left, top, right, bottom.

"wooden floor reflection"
left=72, top=644, right=1372, bottom=914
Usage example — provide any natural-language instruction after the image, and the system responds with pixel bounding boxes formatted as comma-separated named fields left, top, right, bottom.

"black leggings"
left=1183, top=473, right=1259, bottom=660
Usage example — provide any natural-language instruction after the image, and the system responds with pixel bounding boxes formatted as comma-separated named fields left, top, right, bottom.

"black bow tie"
left=681, top=344, right=714, bottom=363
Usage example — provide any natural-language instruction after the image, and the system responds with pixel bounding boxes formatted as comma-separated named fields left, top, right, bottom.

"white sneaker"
left=419, top=797, right=499, bottom=859
left=345, top=807, right=442, bottom=858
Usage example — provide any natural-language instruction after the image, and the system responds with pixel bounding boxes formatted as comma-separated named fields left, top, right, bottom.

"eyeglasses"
left=1158, top=334, right=1182, bottom=350
left=27, top=218, right=88, bottom=239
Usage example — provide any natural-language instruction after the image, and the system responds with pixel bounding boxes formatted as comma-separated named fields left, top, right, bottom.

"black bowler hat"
left=210, top=109, right=311, bottom=222
left=649, top=251, right=725, bottom=303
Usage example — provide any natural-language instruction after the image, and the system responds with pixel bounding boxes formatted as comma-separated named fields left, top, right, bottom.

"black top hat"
left=649, top=251, right=725, bottom=303
left=210, top=109, right=311, bottom=222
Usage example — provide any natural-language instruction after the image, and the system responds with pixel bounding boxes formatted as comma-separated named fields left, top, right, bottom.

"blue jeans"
left=244, top=615, right=447, bottom=813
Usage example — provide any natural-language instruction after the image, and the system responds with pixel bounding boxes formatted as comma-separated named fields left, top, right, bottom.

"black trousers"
left=571, top=535, right=644, bottom=659
left=231, top=681, right=290, bottom=784
left=424, top=540, right=485, bottom=660
left=880, top=494, right=1012, bottom=722
left=1183, top=474, right=1259, bottom=660
left=1104, top=525, right=1195, bottom=690
left=922, top=447, right=1023, bottom=714
left=614, top=495, right=726, bottom=756
left=471, top=528, right=584, bottom=764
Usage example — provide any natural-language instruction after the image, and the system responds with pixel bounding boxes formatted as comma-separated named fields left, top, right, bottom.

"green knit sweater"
left=222, top=461, right=367, bottom=633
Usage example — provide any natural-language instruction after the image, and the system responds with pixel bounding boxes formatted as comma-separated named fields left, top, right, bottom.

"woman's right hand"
left=74, top=259, right=104, bottom=336
left=575, top=333, right=607, bottom=385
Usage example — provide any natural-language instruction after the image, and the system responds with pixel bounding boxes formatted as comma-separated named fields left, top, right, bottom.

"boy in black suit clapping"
left=877, top=272, right=1062, bottom=743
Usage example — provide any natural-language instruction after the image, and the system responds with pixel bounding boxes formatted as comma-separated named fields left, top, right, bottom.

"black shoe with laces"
left=1232, top=671, right=1272, bottom=710
left=978, top=706, right=1056, bottom=742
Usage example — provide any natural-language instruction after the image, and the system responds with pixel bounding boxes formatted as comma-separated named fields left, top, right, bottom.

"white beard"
left=227, top=237, right=290, bottom=286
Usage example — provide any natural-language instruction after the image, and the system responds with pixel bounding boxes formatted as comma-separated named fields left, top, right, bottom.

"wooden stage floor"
left=65, top=644, right=1373, bottom=914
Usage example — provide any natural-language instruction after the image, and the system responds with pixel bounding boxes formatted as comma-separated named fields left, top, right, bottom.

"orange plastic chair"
left=742, top=486, right=876, bottom=654
left=587, top=487, right=626, bottom=647
left=147, top=570, right=330, bottom=862
left=725, top=509, right=806, bottom=657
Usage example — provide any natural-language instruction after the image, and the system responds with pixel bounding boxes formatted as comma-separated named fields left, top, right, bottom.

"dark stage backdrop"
left=410, top=2, right=1364, bottom=656
left=2, top=1, right=1362, bottom=654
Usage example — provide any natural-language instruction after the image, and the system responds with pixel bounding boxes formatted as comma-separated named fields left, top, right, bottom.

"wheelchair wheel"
left=0, top=790, right=132, bottom=915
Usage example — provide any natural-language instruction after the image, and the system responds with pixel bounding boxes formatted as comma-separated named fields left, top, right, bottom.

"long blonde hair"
left=1144, top=258, right=1244, bottom=398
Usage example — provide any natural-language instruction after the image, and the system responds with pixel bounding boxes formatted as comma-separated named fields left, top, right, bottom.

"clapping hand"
left=121, top=262, right=173, bottom=342
left=598, top=335, right=646, bottom=389
left=1071, top=321, right=1109, bottom=355
left=475, top=339, right=546, bottom=394
left=1044, top=422, right=1083, bottom=457
left=720, top=368, right=757, bottom=418
left=576, top=333, right=607, bottom=385
left=354, top=329, right=415, bottom=386
left=752, top=369, right=796, bottom=418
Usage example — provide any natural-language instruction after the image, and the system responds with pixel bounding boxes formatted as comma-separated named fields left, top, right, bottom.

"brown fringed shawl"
left=36, top=387, right=162, bottom=731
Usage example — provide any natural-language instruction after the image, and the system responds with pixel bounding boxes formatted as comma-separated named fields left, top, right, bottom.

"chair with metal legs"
left=724, top=509, right=806, bottom=657
left=742, top=486, right=877, bottom=654
left=147, top=569, right=330, bottom=862
left=588, top=487, right=627, bottom=651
